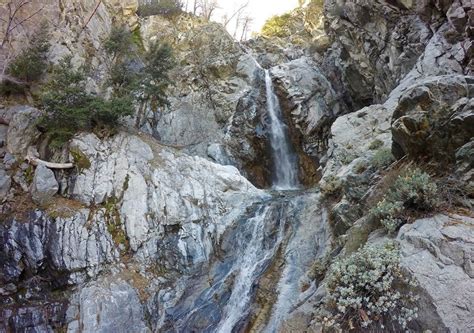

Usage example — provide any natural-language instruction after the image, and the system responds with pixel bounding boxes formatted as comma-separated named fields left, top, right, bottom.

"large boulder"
left=140, top=15, right=254, bottom=158
left=31, top=164, right=59, bottom=206
left=398, top=214, right=474, bottom=332
left=69, top=279, right=150, bottom=333
left=391, top=75, right=474, bottom=162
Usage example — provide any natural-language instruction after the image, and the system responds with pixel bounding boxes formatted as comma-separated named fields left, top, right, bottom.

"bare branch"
left=223, top=1, right=249, bottom=27
left=81, top=0, right=102, bottom=33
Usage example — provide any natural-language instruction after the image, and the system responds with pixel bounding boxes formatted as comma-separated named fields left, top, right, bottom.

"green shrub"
left=325, top=242, right=418, bottom=331
left=104, top=25, right=134, bottom=58
left=392, top=168, right=438, bottom=210
left=368, top=139, right=384, bottom=150
left=371, top=148, right=395, bottom=169
left=371, top=199, right=404, bottom=233
left=261, top=13, right=293, bottom=38
left=39, top=57, right=133, bottom=146
left=137, top=0, right=183, bottom=17
left=0, top=23, right=50, bottom=94
left=103, top=25, right=175, bottom=125
left=370, top=168, right=438, bottom=233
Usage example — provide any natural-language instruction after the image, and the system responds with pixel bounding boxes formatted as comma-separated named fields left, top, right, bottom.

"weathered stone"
left=0, top=168, right=11, bottom=200
left=6, top=106, right=41, bottom=157
left=398, top=214, right=474, bottom=332
left=271, top=56, right=344, bottom=159
left=391, top=75, right=474, bottom=162
left=72, top=279, right=150, bottom=333
left=31, top=164, right=59, bottom=206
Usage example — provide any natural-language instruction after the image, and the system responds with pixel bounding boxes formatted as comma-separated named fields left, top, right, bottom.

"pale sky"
left=213, top=0, right=300, bottom=38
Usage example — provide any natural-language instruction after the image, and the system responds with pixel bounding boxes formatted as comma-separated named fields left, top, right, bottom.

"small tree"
left=39, top=57, right=134, bottom=146
left=135, top=42, right=175, bottom=129
left=137, top=0, right=183, bottom=17
left=0, top=22, right=50, bottom=94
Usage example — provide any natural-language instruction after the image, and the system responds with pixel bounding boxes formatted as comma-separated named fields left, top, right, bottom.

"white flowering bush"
left=391, top=168, right=438, bottom=209
left=325, top=242, right=418, bottom=331
left=370, top=168, right=438, bottom=233
left=371, top=199, right=404, bottom=233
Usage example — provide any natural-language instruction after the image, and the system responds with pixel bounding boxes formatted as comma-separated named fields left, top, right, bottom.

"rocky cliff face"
left=1, top=0, right=473, bottom=332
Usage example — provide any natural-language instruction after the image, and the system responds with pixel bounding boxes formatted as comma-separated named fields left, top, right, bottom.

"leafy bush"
left=392, top=168, right=438, bottom=209
left=371, top=148, right=395, bottom=169
left=39, top=57, right=133, bottom=146
left=325, top=242, right=418, bottom=331
left=137, top=0, right=183, bottom=17
left=371, top=199, right=404, bottom=233
left=104, top=25, right=134, bottom=58
left=370, top=168, right=438, bottom=232
left=261, top=13, right=293, bottom=38
left=368, top=139, right=384, bottom=150
left=0, top=23, right=50, bottom=94
left=103, top=25, right=175, bottom=128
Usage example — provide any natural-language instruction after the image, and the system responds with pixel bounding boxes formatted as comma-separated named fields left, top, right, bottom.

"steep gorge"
left=0, top=0, right=473, bottom=332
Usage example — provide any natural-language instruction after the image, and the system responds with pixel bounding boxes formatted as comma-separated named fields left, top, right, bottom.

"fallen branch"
left=0, top=117, right=9, bottom=125
left=26, top=147, right=74, bottom=169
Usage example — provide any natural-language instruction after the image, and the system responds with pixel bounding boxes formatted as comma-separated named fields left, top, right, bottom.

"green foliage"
left=140, top=42, right=175, bottom=105
left=70, top=148, right=91, bottom=172
left=1, top=23, right=50, bottom=94
left=368, top=139, right=384, bottom=150
left=325, top=242, right=418, bottom=331
left=39, top=57, right=134, bottom=146
left=103, top=25, right=175, bottom=129
left=371, top=148, right=395, bottom=169
left=370, top=168, right=438, bottom=232
left=371, top=199, right=404, bottom=233
left=104, top=25, right=134, bottom=58
left=261, top=13, right=293, bottom=38
left=137, top=0, right=183, bottom=17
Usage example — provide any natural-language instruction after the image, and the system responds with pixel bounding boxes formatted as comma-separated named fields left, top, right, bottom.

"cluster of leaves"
left=324, top=242, right=418, bottom=331
left=104, top=25, right=175, bottom=128
left=370, top=168, right=438, bottom=233
left=39, top=57, right=134, bottom=146
left=38, top=25, right=175, bottom=146
left=0, top=23, right=50, bottom=94
left=137, top=0, right=183, bottom=17
left=261, top=13, right=294, bottom=38
left=371, top=147, right=395, bottom=169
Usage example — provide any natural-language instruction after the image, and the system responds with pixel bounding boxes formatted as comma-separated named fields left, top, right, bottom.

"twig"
left=81, top=0, right=102, bottom=33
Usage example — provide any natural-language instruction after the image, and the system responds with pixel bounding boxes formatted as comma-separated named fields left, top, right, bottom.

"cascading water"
left=264, top=70, right=299, bottom=190
left=157, top=57, right=329, bottom=333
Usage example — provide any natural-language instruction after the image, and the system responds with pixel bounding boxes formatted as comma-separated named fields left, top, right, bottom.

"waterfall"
left=264, top=70, right=299, bottom=190
left=217, top=205, right=286, bottom=332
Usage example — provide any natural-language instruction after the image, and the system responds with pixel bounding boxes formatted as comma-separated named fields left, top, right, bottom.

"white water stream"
left=264, top=70, right=299, bottom=190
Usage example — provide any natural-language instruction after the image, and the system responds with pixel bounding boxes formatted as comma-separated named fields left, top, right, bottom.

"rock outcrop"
left=31, top=164, right=59, bottom=205
left=398, top=214, right=474, bottom=332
